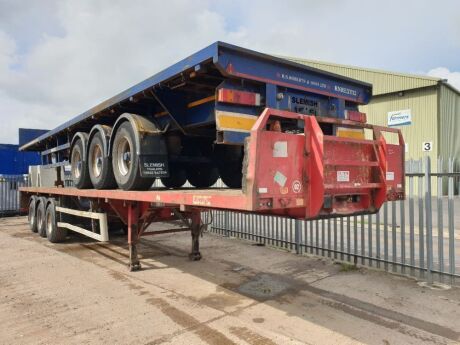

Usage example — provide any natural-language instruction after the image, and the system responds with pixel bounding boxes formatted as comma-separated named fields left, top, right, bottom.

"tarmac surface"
left=1, top=216, right=459, bottom=345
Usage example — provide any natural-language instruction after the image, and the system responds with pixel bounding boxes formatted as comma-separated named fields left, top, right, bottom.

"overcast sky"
left=0, top=0, right=459, bottom=144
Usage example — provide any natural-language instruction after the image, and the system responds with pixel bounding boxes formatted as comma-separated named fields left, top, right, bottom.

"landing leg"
left=127, top=202, right=141, bottom=271
left=129, top=243, right=141, bottom=271
left=189, top=211, right=202, bottom=261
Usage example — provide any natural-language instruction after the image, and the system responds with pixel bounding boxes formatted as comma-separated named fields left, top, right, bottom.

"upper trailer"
left=20, top=41, right=372, bottom=153
left=20, top=42, right=378, bottom=191
left=20, top=42, right=404, bottom=218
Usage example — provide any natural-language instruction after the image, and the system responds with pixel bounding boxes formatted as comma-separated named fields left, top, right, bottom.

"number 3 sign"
left=422, top=141, right=433, bottom=152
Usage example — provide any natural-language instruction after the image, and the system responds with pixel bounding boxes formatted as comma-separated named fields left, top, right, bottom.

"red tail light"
left=345, top=110, right=367, bottom=123
left=217, top=88, right=261, bottom=106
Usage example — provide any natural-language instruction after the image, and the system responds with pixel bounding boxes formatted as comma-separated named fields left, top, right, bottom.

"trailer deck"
left=20, top=186, right=250, bottom=210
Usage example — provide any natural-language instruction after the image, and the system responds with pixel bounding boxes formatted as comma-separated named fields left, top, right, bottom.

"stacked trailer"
left=20, top=43, right=405, bottom=270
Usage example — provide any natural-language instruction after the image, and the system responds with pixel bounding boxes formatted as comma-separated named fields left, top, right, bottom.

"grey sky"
left=0, top=0, right=459, bottom=144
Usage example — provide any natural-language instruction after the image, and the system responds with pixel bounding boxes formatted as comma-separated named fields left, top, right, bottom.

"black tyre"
left=45, top=199, right=67, bottom=243
left=112, top=122, right=155, bottom=190
left=88, top=132, right=117, bottom=189
left=216, top=146, right=243, bottom=188
left=28, top=196, right=37, bottom=233
left=36, top=197, right=47, bottom=238
left=71, top=138, right=92, bottom=189
left=161, top=163, right=186, bottom=188
left=187, top=164, right=219, bottom=188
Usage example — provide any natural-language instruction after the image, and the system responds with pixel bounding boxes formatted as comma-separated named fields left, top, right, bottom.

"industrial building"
left=288, top=57, right=460, bottom=172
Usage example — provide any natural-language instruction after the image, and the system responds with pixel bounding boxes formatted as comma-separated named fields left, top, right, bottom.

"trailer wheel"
left=187, top=164, right=219, bottom=188
left=28, top=196, right=38, bottom=233
left=71, top=138, right=92, bottom=189
left=88, top=132, right=117, bottom=189
left=45, top=199, right=67, bottom=243
left=36, top=197, right=47, bottom=238
left=215, top=146, right=243, bottom=188
left=112, top=122, right=155, bottom=190
left=161, top=163, right=186, bottom=188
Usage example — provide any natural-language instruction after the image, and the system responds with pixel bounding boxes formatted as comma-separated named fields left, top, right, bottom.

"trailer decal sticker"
left=292, top=180, right=302, bottom=193
left=258, top=187, right=268, bottom=194
left=337, top=171, right=350, bottom=182
left=273, top=141, right=288, bottom=157
left=192, top=195, right=211, bottom=206
left=274, top=171, right=287, bottom=187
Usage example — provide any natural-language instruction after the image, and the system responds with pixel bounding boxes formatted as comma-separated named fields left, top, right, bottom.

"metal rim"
left=116, top=136, right=132, bottom=177
left=71, top=147, right=82, bottom=179
left=91, top=143, right=103, bottom=178
left=46, top=210, right=53, bottom=235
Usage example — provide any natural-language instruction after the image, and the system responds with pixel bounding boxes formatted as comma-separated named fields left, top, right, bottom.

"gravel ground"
left=0, top=216, right=459, bottom=345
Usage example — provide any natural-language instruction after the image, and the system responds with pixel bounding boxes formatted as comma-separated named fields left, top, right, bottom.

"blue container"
left=0, top=144, right=42, bottom=175
left=19, top=128, right=48, bottom=147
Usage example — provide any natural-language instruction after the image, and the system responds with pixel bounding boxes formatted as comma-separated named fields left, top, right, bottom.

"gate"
left=0, top=175, right=29, bottom=216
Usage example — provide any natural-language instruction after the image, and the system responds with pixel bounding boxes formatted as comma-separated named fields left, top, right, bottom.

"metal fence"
left=210, top=157, right=460, bottom=286
left=0, top=175, right=29, bottom=216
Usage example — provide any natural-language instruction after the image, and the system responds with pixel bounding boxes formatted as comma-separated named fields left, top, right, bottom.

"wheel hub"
left=116, top=136, right=132, bottom=176
left=91, top=144, right=103, bottom=178
left=72, top=150, right=82, bottom=179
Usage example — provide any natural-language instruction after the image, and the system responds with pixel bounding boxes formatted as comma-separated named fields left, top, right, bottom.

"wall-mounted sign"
left=422, top=141, right=433, bottom=152
left=387, top=109, right=412, bottom=127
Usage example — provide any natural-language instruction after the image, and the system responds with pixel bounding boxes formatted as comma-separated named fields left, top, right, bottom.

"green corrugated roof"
left=282, top=56, right=442, bottom=96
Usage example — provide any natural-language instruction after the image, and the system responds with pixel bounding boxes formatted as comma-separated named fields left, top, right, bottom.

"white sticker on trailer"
left=337, top=171, right=350, bottom=182
left=273, top=141, right=288, bottom=157
left=386, top=171, right=395, bottom=181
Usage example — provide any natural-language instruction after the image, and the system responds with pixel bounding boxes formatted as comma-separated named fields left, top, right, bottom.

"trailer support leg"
left=128, top=202, right=141, bottom=271
left=189, top=211, right=202, bottom=261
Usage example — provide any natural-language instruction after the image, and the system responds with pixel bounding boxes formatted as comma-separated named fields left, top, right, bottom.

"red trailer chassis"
left=20, top=108, right=405, bottom=270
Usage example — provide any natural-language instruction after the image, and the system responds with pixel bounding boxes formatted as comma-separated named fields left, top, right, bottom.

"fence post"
left=437, top=157, right=444, bottom=282
left=224, top=211, right=229, bottom=237
left=425, top=156, right=433, bottom=284
left=408, top=162, right=415, bottom=276
left=295, top=219, right=300, bottom=254
left=448, top=158, right=456, bottom=285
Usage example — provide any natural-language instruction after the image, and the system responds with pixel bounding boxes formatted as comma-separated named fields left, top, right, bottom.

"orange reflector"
left=217, top=88, right=261, bottom=106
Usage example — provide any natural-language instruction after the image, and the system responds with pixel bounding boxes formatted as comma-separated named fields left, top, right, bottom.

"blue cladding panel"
left=0, top=144, right=41, bottom=174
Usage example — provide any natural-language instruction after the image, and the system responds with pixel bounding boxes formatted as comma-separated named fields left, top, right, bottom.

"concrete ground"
left=1, top=217, right=460, bottom=345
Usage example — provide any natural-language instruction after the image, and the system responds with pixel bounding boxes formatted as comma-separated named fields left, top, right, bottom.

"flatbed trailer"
left=19, top=42, right=405, bottom=270
left=20, top=107, right=405, bottom=270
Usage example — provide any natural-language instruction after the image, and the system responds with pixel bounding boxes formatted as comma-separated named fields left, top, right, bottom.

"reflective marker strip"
left=216, top=110, right=257, bottom=132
